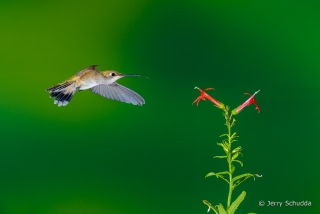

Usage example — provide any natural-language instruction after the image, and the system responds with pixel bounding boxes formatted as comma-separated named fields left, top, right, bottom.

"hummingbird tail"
left=46, top=81, right=73, bottom=92
left=49, top=90, right=75, bottom=107
left=47, top=81, right=76, bottom=107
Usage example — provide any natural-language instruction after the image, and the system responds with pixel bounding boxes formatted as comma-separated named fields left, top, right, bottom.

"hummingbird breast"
left=79, top=80, right=100, bottom=90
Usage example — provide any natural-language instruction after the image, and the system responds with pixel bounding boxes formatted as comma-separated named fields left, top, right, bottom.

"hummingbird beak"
left=121, top=74, right=149, bottom=79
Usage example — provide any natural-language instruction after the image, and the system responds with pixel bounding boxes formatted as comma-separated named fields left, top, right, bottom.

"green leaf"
left=232, top=146, right=242, bottom=153
left=217, top=142, right=229, bottom=153
left=205, top=171, right=229, bottom=177
left=220, top=134, right=228, bottom=137
left=205, top=172, right=216, bottom=178
left=231, top=132, right=238, bottom=139
left=214, top=156, right=227, bottom=159
left=232, top=173, right=260, bottom=188
left=232, top=152, right=239, bottom=160
left=231, top=119, right=236, bottom=127
left=233, top=173, right=254, bottom=182
left=203, top=200, right=219, bottom=214
left=231, top=165, right=235, bottom=174
left=232, top=160, right=243, bottom=167
left=221, top=139, right=228, bottom=144
left=205, top=171, right=230, bottom=184
left=217, top=204, right=227, bottom=214
left=227, top=191, right=246, bottom=214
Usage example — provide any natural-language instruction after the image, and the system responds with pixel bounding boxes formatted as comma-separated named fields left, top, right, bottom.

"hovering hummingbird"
left=46, top=65, right=146, bottom=106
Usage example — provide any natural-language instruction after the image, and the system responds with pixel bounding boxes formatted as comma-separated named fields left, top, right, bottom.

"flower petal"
left=193, top=87, right=224, bottom=109
left=232, top=90, right=260, bottom=115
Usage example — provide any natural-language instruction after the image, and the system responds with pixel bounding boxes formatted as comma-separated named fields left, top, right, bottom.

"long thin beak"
left=122, top=74, right=149, bottom=79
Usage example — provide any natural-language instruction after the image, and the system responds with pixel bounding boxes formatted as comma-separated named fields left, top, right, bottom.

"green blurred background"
left=0, top=0, right=319, bottom=213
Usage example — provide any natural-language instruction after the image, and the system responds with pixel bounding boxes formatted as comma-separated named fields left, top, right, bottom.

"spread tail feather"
left=47, top=81, right=76, bottom=106
left=50, top=90, right=75, bottom=106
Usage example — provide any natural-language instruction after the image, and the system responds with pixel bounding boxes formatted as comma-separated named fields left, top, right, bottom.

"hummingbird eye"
left=111, top=72, right=116, bottom=76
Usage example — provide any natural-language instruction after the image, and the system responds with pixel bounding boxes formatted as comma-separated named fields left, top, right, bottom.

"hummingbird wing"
left=90, top=82, right=145, bottom=106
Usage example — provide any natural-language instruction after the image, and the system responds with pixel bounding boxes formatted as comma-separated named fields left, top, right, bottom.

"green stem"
left=226, top=111, right=233, bottom=209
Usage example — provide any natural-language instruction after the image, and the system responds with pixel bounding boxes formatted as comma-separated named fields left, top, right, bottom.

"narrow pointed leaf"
left=205, top=172, right=217, bottom=178
left=233, top=160, right=243, bottom=167
left=217, top=143, right=229, bottom=153
left=214, top=156, right=227, bottom=159
left=217, top=171, right=230, bottom=175
left=232, top=146, right=242, bottom=153
left=227, top=191, right=246, bottom=214
left=220, top=134, right=228, bottom=137
left=203, top=200, right=219, bottom=214
left=232, top=173, right=259, bottom=188
left=231, top=119, right=236, bottom=127
left=205, top=171, right=229, bottom=178
left=231, top=132, right=238, bottom=138
left=216, top=175, right=230, bottom=184
left=205, top=172, right=229, bottom=183
left=217, top=204, right=227, bottom=214
left=217, top=143, right=228, bottom=151
left=232, top=173, right=255, bottom=182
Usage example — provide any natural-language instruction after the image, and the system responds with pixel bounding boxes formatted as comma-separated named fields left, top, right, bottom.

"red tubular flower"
left=232, top=90, right=260, bottom=115
left=192, top=87, right=224, bottom=109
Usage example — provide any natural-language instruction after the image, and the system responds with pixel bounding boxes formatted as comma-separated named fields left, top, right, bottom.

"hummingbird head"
left=103, top=70, right=148, bottom=81
left=103, top=70, right=123, bottom=81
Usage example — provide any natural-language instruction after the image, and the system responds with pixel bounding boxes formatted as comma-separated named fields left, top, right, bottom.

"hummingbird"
left=46, top=65, right=146, bottom=106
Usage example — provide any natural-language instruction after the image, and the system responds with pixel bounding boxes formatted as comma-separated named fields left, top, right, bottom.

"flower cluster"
left=193, top=87, right=260, bottom=114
